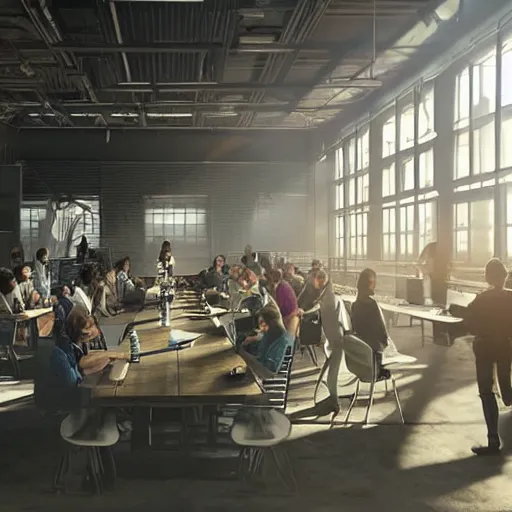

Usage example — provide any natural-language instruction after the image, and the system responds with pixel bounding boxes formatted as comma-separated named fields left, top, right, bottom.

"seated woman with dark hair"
left=0, top=267, right=24, bottom=314
left=14, top=264, right=40, bottom=310
left=351, top=268, right=394, bottom=377
left=239, top=305, right=295, bottom=379
left=202, top=255, right=230, bottom=291
left=114, top=257, right=145, bottom=309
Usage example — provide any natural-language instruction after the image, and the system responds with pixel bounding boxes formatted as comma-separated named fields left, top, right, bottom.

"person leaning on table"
left=238, top=304, right=295, bottom=380
left=451, top=258, right=512, bottom=456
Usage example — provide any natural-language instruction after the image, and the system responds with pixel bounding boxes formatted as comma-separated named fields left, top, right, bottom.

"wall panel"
left=20, top=160, right=313, bottom=275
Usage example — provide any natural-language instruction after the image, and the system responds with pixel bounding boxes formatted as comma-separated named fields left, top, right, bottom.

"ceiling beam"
left=101, top=79, right=381, bottom=93
left=11, top=41, right=379, bottom=54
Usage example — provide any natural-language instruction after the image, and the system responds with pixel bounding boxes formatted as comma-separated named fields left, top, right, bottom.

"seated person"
left=239, top=305, right=295, bottom=380
left=267, top=269, right=300, bottom=337
left=201, top=255, right=230, bottom=292
left=73, top=263, right=108, bottom=317
left=114, top=257, right=145, bottom=309
left=283, top=262, right=304, bottom=297
left=351, top=269, right=391, bottom=377
left=241, top=245, right=263, bottom=277
left=39, top=306, right=128, bottom=414
left=33, top=247, right=52, bottom=305
left=228, top=264, right=261, bottom=311
left=0, top=267, right=24, bottom=314
left=14, top=264, right=40, bottom=310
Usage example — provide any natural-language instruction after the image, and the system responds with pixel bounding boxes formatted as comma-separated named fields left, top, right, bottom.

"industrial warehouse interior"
left=1, top=0, right=512, bottom=510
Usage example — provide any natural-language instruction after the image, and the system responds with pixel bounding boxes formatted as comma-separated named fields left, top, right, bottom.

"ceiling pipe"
left=108, top=0, right=132, bottom=83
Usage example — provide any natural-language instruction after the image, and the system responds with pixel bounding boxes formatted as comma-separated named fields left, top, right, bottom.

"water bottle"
left=129, top=328, right=140, bottom=363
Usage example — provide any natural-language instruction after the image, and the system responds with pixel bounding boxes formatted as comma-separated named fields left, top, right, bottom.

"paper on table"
left=169, top=329, right=203, bottom=344
left=207, top=306, right=229, bottom=316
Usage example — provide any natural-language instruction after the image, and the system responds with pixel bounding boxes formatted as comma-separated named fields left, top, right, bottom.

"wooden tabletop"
left=92, top=292, right=262, bottom=406
left=0, top=307, right=53, bottom=323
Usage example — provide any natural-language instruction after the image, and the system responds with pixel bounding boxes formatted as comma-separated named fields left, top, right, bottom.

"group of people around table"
left=2, top=240, right=512, bottom=458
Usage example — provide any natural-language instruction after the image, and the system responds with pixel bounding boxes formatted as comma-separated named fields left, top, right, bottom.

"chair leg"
left=363, top=380, right=376, bottom=425
left=270, top=446, right=298, bottom=493
left=313, top=357, right=330, bottom=403
left=306, top=345, right=319, bottom=367
left=344, top=380, right=360, bottom=423
left=8, top=346, right=20, bottom=380
left=391, top=377, right=405, bottom=424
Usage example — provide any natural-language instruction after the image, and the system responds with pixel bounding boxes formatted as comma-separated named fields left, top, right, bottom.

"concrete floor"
left=1, top=323, right=511, bottom=512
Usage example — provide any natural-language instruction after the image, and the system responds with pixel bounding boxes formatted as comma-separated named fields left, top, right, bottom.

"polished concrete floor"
left=1, top=323, right=511, bottom=512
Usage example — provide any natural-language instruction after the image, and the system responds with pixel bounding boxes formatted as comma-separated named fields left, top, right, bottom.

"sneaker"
left=471, top=445, right=501, bottom=456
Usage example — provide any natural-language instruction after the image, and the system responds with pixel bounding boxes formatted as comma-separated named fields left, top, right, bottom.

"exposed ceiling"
left=0, top=0, right=461, bottom=130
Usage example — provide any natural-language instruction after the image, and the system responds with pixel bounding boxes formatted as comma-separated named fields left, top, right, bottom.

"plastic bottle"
left=129, top=328, right=140, bottom=363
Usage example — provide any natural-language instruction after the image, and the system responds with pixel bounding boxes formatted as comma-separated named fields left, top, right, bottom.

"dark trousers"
left=473, top=338, right=512, bottom=445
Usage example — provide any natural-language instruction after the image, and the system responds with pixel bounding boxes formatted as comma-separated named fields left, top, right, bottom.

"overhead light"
left=118, top=82, right=151, bottom=86
left=111, top=112, right=138, bottom=118
left=114, top=1, right=203, bottom=3
left=70, top=113, right=101, bottom=117
left=239, top=9, right=265, bottom=19
left=28, top=113, right=55, bottom=117
left=239, top=34, right=276, bottom=45
left=435, top=0, right=460, bottom=21
left=147, top=113, right=193, bottom=118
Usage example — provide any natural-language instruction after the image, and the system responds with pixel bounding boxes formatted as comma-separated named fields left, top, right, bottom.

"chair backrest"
left=335, top=295, right=352, bottom=333
left=262, top=343, right=295, bottom=412
left=343, top=334, right=375, bottom=383
left=0, top=319, right=16, bottom=348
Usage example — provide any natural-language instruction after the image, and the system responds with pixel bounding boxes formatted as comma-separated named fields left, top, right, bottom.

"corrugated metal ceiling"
left=0, top=0, right=477, bottom=130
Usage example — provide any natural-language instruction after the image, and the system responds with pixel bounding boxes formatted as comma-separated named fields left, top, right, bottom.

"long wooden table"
left=92, top=291, right=263, bottom=407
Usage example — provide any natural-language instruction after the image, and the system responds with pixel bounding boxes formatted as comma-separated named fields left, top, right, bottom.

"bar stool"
left=54, top=409, right=119, bottom=495
left=230, top=408, right=297, bottom=493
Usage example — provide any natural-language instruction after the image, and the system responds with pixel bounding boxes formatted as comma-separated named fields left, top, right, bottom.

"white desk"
left=340, top=294, right=463, bottom=346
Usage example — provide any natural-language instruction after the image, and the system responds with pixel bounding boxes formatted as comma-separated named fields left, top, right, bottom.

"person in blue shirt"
left=36, top=306, right=127, bottom=414
left=240, top=304, right=295, bottom=379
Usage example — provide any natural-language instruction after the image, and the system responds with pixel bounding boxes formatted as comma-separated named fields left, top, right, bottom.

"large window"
left=454, top=49, right=497, bottom=180
left=21, top=198, right=100, bottom=259
left=144, top=196, right=208, bottom=246
left=418, top=201, right=436, bottom=251
left=333, top=125, right=370, bottom=260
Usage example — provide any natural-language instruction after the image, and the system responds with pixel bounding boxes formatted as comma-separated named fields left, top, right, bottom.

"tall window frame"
left=333, top=125, right=370, bottom=261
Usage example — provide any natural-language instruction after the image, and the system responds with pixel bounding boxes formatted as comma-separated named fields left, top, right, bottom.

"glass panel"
left=470, top=199, right=494, bottom=263
left=455, top=68, right=470, bottom=128
left=382, top=114, right=396, bottom=157
left=418, top=88, right=435, bottom=144
left=357, top=128, right=370, bottom=170
left=382, top=163, right=396, bottom=197
left=501, top=117, right=512, bottom=169
left=335, top=147, right=343, bottom=179
left=419, top=149, right=434, bottom=188
left=456, top=202, right=469, bottom=227
left=399, top=104, right=415, bottom=150
left=473, top=120, right=495, bottom=174
left=348, top=178, right=356, bottom=206
left=472, top=50, right=496, bottom=117
left=400, top=157, right=415, bottom=192
left=347, top=138, right=356, bottom=174
left=336, top=183, right=344, bottom=210
left=502, top=38, right=512, bottom=107
left=454, top=131, right=470, bottom=179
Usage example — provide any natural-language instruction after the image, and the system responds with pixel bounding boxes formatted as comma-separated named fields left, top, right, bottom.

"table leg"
left=421, top=320, right=425, bottom=347
left=131, top=407, right=151, bottom=452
